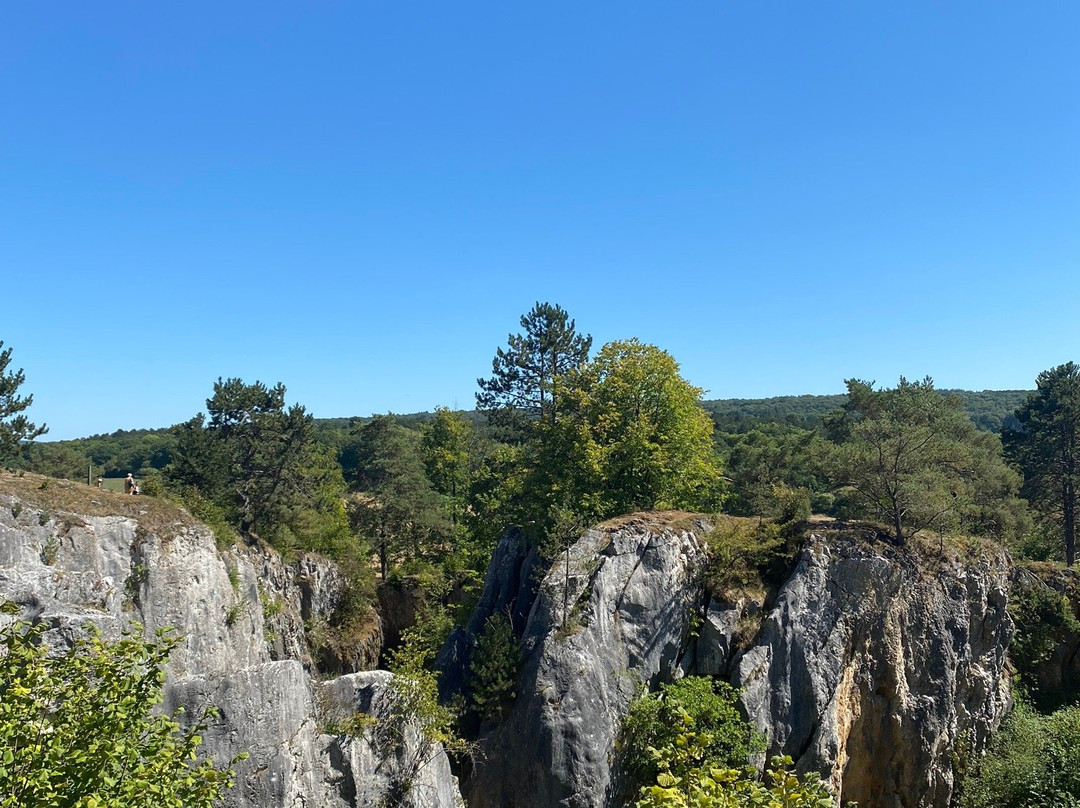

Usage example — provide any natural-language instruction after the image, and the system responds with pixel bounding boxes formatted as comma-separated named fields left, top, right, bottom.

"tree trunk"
left=1065, top=480, right=1076, bottom=567
left=893, top=509, right=905, bottom=546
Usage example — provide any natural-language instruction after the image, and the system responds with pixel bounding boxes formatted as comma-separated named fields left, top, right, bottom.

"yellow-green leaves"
left=0, top=619, right=239, bottom=808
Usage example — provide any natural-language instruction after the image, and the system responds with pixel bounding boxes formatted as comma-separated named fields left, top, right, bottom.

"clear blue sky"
left=3, top=3, right=1078, bottom=440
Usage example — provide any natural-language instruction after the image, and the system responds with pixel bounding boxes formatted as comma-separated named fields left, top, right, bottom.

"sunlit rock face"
left=732, top=536, right=1012, bottom=808
left=0, top=482, right=461, bottom=808
left=458, top=522, right=1012, bottom=808
left=460, top=514, right=708, bottom=808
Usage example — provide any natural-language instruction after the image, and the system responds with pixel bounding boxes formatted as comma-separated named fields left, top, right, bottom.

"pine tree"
left=1004, top=362, right=1080, bottom=566
left=0, top=341, right=47, bottom=462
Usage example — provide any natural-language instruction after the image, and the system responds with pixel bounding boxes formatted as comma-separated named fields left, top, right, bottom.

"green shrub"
left=1009, top=575, right=1080, bottom=706
left=701, top=518, right=796, bottom=596
left=619, top=676, right=765, bottom=794
left=635, top=752, right=835, bottom=808
left=0, top=617, right=244, bottom=808
left=962, top=702, right=1080, bottom=808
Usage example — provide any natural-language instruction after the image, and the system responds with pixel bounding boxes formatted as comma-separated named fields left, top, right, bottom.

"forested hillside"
left=17, top=390, right=1029, bottom=482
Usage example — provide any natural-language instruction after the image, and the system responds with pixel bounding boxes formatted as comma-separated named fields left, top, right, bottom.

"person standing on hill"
left=124, top=473, right=136, bottom=495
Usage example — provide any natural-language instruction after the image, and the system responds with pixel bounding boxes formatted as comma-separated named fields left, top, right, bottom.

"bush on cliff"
left=0, top=614, right=243, bottom=808
left=962, top=701, right=1080, bottom=808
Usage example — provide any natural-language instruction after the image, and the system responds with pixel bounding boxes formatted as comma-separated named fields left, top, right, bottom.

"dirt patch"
left=0, top=470, right=198, bottom=536
left=597, top=510, right=708, bottom=534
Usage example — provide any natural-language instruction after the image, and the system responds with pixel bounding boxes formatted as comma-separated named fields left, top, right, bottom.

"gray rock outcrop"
left=459, top=523, right=1014, bottom=808
left=0, top=478, right=462, bottom=808
left=732, top=536, right=1013, bottom=808
left=463, top=514, right=707, bottom=808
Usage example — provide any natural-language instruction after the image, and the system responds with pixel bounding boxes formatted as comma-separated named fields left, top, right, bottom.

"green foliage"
left=1008, top=575, right=1080, bottom=707
left=703, top=389, right=1027, bottom=435
left=719, top=424, right=823, bottom=520
left=1004, top=361, right=1080, bottom=566
left=635, top=748, right=834, bottom=808
left=962, top=701, right=1080, bottom=808
left=139, top=468, right=165, bottom=497
left=20, top=428, right=175, bottom=482
left=469, top=612, right=522, bottom=720
left=476, top=301, right=592, bottom=436
left=0, top=619, right=243, bottom=808
left=825, top=377, right=1025, bottom=544
left=421, top=407, right=474, bottom=530
left=538, top=339, right=724, bottom=528
left=701, top=518, right=797, bottom=597
left=620, top=677, right=765, bottom=794
left=364, top=603, right=466, bottom=803
left=0, top=341, right=47, bottom=463
left=346, top=415, right=448, bottom=579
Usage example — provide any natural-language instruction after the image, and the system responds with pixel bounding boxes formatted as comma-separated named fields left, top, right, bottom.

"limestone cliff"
left=0, top=473, right=462, bottom=808
left=456, top=521, right=1015, bottom=808
left=728, top=536, right=1012, bottom=808
left=0, top=471, right=1025, bottom=808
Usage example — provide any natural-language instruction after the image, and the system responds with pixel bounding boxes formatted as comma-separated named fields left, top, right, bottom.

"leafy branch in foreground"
left=0, top=615, right=244, bottom=808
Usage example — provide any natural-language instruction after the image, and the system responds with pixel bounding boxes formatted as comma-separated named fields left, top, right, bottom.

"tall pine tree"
left=1005, top=362, right=1080, bottom=566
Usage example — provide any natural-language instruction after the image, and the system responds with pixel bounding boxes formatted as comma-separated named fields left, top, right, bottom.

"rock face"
left=0, top=474, right=1021, bottom=808
left=730, top=536, right=1013, bottom=808
left=0, top=479, right=462, bottom=808
left=463, top=514, right=707, bottom=808
left=459, top=524, right=1014, bottom=808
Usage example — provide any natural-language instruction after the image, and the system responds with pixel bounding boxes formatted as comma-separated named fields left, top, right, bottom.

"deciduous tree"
left=553, top=339, right=725, bottom=518
left=0, top=616, right=242, bottom=808
left=826, top=377, right=1022, bottom=544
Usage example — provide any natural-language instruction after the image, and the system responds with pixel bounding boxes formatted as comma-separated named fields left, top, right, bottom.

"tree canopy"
left=0, top=341, right=47, bottom=462
left=476, top=301, right=592, bottom=434
left=825, top=377, right=1024, bottom=544
left=1004, top=362, right=1080, bottom=566
left=552, top=339, right=725, bottom=518
left=170, top=378, right=316, bottom=537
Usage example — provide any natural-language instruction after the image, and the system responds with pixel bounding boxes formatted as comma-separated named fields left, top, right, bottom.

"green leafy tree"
left=476, top=302, right=592, bottom=435
left=421, top=407, right=474, bottom=529
left=720, top=424, right=824, bottom=518
left=619, top=677, right=764, bottom=793
left=0, top=341, right=47, bottom=462
left=1004, top=362, right=1080, bottom=566
left=0, top=617, right=242, bottom=808
left=347, top=415, right=447, bottom=578
left=962, top=701, right=1080, bottom=808
left=825, top=377, right=1023, bottom=544
left=635, top=751, right=835, bottom=808
left=552, top=339, right=725, bottom=518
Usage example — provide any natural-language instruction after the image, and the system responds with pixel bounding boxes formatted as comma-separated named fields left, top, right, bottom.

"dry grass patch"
left=597, top=510, right=708, bottom=535
left=0, top=470, right=198, bottom=536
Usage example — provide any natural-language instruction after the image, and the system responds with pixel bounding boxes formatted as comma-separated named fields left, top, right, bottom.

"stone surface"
left=732, top=536, right=1013, bottom=808
left=464, top=514, right=708, bottom=808
left=321, top=671, right=466, bottom=808
left=0, top=482, right=460, bottom=808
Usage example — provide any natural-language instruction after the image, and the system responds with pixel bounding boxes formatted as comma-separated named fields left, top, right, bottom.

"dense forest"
left=3, top=308, right=1080, bottom=808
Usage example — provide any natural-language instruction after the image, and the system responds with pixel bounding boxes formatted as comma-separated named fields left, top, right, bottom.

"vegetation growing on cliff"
left=0, top=615, right=243, bottom=808
left=619, top=676, right=832, bottom=808
left=962, top=702, right=1080, bottom=808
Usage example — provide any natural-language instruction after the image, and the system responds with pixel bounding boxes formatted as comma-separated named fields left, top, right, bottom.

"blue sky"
left=3, top=3, right=1078, bottom=440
